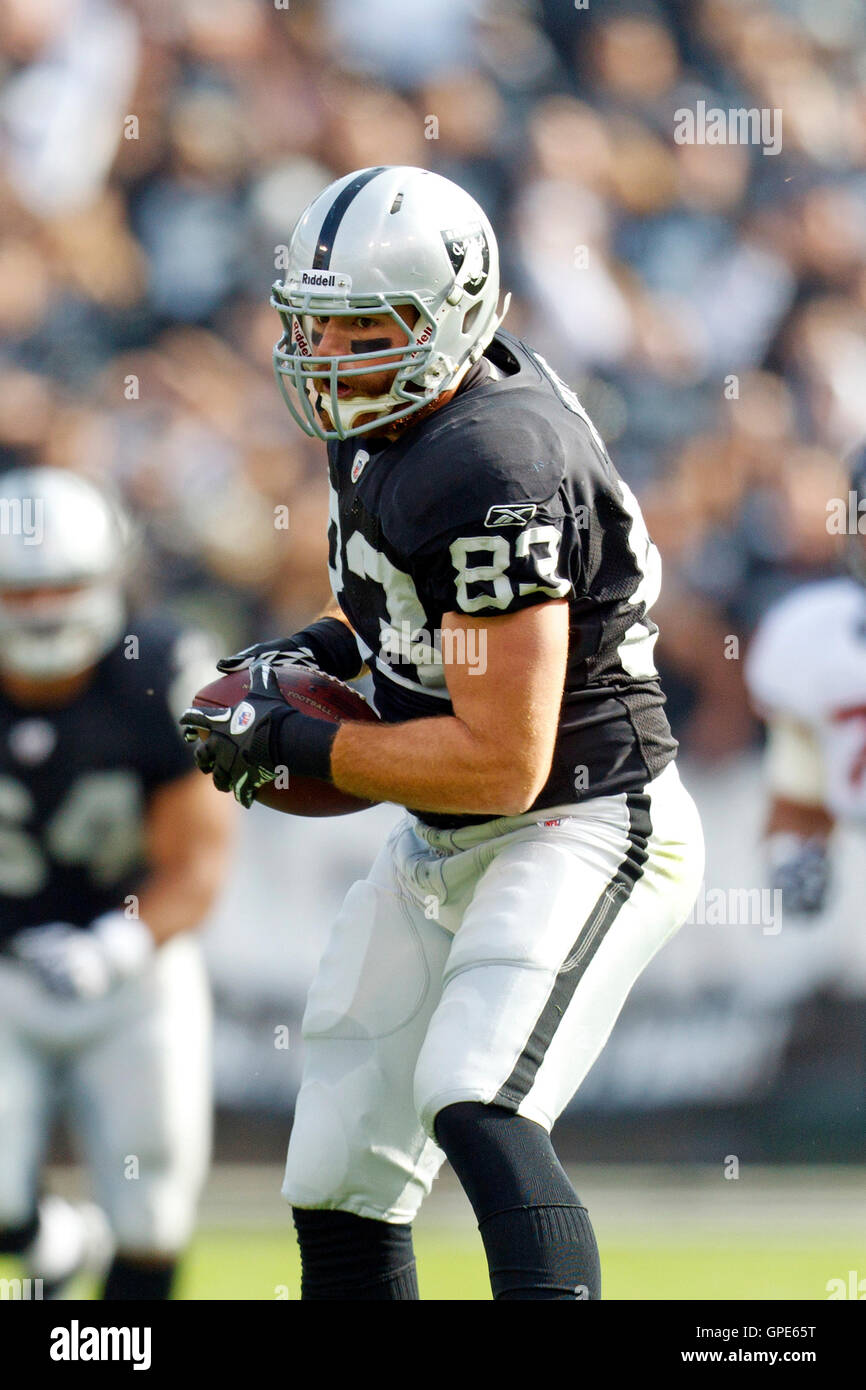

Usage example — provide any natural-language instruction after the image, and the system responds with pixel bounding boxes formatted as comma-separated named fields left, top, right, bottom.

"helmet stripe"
left=312, top=166, right=388, bottom=271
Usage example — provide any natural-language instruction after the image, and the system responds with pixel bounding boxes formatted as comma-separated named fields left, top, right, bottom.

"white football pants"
left=283, top=760, right=704, bottom=1222
left=0, top=933, right=211, bottom=1254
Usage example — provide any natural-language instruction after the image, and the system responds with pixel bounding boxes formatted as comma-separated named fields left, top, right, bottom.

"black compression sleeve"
left=268, top=708, right=339, bottom=780
left=290, top=617, right=364, bottom=681
left=434, top=1101, right=601, bottom=1300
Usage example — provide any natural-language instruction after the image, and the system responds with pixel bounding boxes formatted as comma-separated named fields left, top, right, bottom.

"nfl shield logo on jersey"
left=351, top=450, right=370, bottom=483
left=230, top=702, right=256, bottom=735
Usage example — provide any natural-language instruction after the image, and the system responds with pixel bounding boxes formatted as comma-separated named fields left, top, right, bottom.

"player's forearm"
left=330, top=714, right=547, bottom=816
left=133, top=856, right=225, bottom=945
left=134, top=771, right=234, bottom=944
left=765, top=796, right=834, bottom=840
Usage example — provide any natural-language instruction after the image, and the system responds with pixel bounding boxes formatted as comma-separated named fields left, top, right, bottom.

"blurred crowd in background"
left=1, top=0, right=864, bottom=760
left=3, top=0, right=866, bottom=1149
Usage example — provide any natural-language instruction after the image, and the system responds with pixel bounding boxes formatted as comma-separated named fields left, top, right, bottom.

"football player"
left=745, top=448, right=866, bottom=918
left=0, top=466, right=234, bottom=1299
left=182, top=167, right=705, bottom=1300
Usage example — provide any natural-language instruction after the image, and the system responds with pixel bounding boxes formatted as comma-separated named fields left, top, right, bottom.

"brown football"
left=190, top=666, right=380, bottom=816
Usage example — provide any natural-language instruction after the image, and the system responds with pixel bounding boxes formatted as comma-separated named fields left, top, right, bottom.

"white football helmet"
left=271, top=165, right=510, bottom=440
left=0, top=467, right=130, bottom=679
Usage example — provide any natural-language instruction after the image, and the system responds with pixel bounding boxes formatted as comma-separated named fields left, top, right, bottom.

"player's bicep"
left=442, top=601, right=569, bottom=779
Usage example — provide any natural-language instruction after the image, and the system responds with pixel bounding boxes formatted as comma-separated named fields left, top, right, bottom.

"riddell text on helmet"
left=298, top=270, right=352, bottom=292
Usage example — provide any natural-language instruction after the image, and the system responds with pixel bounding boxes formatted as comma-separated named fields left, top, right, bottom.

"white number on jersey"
left=450, top=527, right=570, bottom=612
left=617, top=479, right=662, bottom=680
left=344, top=528, right=444, bottom=691
left=524, top=352, right=661, bottom=678
left=0, top=771, right=144, bottom=898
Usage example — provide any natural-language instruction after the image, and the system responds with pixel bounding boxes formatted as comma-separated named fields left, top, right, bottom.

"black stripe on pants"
left=495, top=792, right=652, bottom=1110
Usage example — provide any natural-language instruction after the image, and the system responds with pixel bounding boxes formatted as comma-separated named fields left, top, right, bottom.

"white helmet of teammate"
left=271, top=165, right=510, bottom=440
left=0, top=467, right=130, bottom=679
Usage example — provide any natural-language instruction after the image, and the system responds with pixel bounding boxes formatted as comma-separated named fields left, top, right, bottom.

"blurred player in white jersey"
left=746, top=449, right=866, bottom=916
left=0, top=466, right=234, bottom=1299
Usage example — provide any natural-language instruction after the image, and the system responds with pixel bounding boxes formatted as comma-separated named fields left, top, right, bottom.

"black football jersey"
left=327, top=329, right=677, bottom=826
left=0, top=616, right=203, bottom=940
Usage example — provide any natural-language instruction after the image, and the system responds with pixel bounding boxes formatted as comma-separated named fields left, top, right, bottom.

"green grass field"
left=2, top=1229, right=853, bottom=1300
left=173, top=1228, right=856, bottom=1300
left=2, top=1164, right=861, bottom=1300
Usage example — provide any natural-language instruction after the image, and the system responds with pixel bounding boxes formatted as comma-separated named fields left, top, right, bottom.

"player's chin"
left=315, top=403, right=377, bottom=434
left=314, top=386, right=396, bottom=432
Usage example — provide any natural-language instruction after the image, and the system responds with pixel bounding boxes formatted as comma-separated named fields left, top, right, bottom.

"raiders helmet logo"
left=442, top=223, right=490, bottom=295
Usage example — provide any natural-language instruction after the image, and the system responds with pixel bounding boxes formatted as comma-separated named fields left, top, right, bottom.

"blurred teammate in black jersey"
left=0, top=466, right=233, bottom=1299
left=183, top=167, right=705, bottom=1300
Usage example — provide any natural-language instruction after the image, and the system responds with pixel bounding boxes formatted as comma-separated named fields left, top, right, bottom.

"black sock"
left=102, top=1255, right=177, bottom=1300
left=434, top=1101, right=601, bottom=1300
left=0, top=1211, right=39, bottom=1254
left=478, top=1203, right=600, bottom=1299
left=293, top=1208, right=419, bottom=1300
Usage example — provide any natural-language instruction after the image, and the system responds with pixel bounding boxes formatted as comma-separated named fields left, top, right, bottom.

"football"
left=189, top=666, right=380, bottom=816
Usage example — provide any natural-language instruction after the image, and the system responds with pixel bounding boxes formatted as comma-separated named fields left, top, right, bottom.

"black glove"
left=11, top=915, right=154, bottom=999
left=216, top=641, right=319, bottom=675
left=766, top=833, right=830, bottom=918
left=179, top=658, right=338, bottom=807
left=180, top=658, right=287, bottom=807
left=217, top=617, right=363, bottom=683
